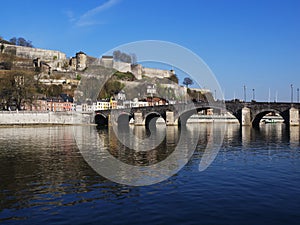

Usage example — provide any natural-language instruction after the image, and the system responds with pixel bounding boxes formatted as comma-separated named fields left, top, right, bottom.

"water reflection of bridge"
left=95, top=101, right=300, bottom=128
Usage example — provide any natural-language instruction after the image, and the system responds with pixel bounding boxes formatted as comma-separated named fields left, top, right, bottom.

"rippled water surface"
left=0, top=124, right=299, bottom=224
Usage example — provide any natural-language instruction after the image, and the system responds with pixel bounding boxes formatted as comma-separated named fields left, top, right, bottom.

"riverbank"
left=0, top=111, right=93, bottom=126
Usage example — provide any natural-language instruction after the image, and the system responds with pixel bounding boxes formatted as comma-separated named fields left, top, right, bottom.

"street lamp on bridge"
left=214, top=89, right=216, bottom=101
left=243, top=85, right=246, bottom=102
left=252, top=88, right=255, bottom=101
left=291, top=84, right=294, bottom=103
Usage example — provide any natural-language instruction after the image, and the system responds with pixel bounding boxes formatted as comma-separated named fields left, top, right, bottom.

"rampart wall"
left=2, top=44, right=66, bottom=61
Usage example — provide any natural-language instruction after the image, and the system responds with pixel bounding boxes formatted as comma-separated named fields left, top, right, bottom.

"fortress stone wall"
left=99, top=56, right=174, bottom=80
left=142, top=67, right=174, bottom=79
left=113, top=61, right=132, bottom=73
left=2, top=44, right=66, bottom=61
left=100, top=56, right=114, bottom=68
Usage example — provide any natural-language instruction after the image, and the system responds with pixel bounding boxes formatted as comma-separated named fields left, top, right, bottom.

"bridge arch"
left=225, top=101, right=295, bottom=127
left=176, top=106, right=222, bottom=126
left=95, top=113, right=108, bottom=127
left=252, top=109, right=287, bottom=127
left=144, top=112, right=165, bottom=129
left=117, top=112, right=133, bottom=127
left=177, top=109, right=201, bottom=126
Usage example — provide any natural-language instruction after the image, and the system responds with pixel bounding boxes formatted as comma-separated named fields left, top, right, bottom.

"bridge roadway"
left=94, top=101, right=300, bottom=128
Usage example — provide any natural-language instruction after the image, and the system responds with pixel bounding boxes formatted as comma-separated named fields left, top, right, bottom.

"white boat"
left=263, top=118, right=277, bottom=124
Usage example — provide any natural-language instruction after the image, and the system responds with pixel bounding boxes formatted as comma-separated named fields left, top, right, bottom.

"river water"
left=0, top=123, right=299, bottom=224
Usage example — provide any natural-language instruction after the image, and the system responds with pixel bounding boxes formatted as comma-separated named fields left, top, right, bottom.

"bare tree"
left=9, top=37, right=17, bottom=45
left=113, top=50, right=133, bottom=63
left=9, top=37, right=33, bottom=47
left=0, top=71, right=36, bottom=110
left=130, top=53, right=137, bottom=65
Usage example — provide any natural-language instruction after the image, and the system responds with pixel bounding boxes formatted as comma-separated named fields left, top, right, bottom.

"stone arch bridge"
left=94, top=101, right=300, bottom=128
left=226, top=101, right=300, bottom=127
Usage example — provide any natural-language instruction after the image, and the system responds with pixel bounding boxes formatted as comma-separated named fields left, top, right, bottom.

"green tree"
left=76, top=74, right=81, bottom=80
left=98, top=80, right=124, bottom=99
left=113, top=71, right=136, bottom=81
left=183, top=77, right=194, bottom=88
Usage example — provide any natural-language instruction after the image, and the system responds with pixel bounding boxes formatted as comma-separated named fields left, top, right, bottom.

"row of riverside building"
left=22, top=95, right=169, bottom=112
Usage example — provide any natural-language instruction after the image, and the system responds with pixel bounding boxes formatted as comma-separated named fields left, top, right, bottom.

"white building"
left=117, top=90, right=126, bottom=100
left=76, top=102, right=96, bottom=112
left=96, top=101, right=110, bottom=111
left=147, top=84, right=157, bottom=95
left=123, top=99, right=149, bottom=108
left=75, top=104, right=83, bottom=112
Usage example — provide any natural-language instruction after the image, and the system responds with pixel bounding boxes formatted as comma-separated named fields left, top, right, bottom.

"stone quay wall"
left=0, top=111, right=93, bottom=126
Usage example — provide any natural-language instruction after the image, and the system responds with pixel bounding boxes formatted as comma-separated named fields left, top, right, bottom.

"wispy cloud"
left=65, top=10, right=76, bottom=23
left=73, top=0, right=121, bottom=27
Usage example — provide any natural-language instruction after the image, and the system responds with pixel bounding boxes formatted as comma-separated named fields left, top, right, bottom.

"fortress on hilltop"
left=0, top=43, right=175, bottom=80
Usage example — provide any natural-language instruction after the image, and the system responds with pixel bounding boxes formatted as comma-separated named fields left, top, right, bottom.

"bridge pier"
left=289, top=107, right=299, bottom=126
left=241, top=107, right=251, bottom=126
left=166, top=111, right=177, bottom=126
left=134, top=112, right=144, bottom=126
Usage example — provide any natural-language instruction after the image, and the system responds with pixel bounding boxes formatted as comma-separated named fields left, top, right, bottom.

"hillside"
left=0, top=53, right=34, bottom=71
left=0, top=43, right=212, bottom=110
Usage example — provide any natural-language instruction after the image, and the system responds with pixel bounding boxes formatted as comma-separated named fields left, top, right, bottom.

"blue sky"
left=1, top=0, right=299, bottom=101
